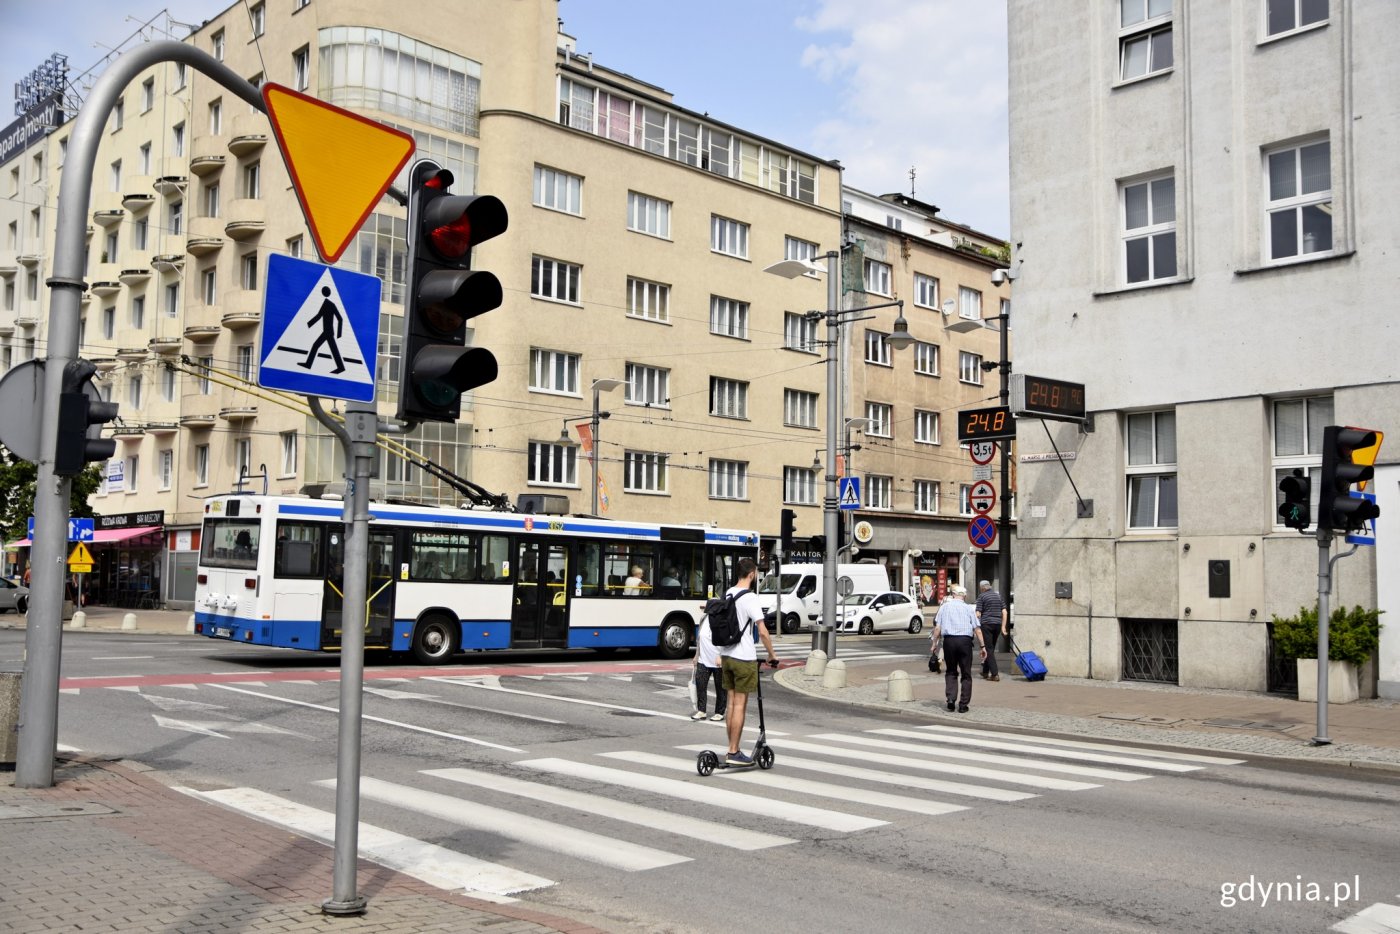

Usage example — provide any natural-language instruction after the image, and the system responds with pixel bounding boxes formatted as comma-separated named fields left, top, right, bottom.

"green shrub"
left=1271, top=604, right=1383, bottom=667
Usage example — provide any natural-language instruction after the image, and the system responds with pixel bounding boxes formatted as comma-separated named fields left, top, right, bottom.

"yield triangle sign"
left=261, top=83, right=415, bottom=263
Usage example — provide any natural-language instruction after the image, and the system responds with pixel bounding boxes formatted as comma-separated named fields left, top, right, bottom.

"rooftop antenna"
left=909, top=166, right=916, bottom=199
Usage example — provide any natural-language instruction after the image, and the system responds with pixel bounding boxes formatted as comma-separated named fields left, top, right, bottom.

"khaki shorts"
left=721, top=656, right=758, bottom=693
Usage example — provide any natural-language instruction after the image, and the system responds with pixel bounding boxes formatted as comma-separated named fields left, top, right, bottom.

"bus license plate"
left=214, top=627, right=232, bottom=638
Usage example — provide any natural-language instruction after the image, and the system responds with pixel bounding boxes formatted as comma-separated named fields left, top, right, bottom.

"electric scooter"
left=696, top=658, right=779, bottom=775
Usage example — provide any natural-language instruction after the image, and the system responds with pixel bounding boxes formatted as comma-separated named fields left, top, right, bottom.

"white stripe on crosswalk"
left=812, top=733, right=1151, bottom=782
left=516, top=756, right=885, bottom=833
left=186, top=786, right=552, bottom=901
left=871, top=728, right=1204, bottom=772
left=914, top=724, right=1246, bottom=765
left=772, top=738, right=1099, bottom=791
left=674, top=746, right=1036, bottom=802
left=1331, top=901, right=1400, bottom=933
left=335, top=777, right=688, bottom=872
left=625, top=751, right=967, bottom=817
left=424, top=767, right=794, bottom=851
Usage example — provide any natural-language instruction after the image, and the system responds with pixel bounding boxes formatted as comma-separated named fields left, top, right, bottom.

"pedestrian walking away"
left=976, top=579, right=1008, bottom=680
left=932, top=583, right=985, bottom=712
left=692, top=614, right=727, bottom=721
left=716, top=557, right=777, bottom=766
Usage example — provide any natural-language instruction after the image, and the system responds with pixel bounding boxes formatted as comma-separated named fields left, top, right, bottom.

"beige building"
left=2, top=0, right=1008, bottom=609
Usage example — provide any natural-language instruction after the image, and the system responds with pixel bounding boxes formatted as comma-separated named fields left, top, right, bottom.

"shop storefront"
left=853, top=511, right=1008, bottom=608
left=89, top=511, right=165, bottom=608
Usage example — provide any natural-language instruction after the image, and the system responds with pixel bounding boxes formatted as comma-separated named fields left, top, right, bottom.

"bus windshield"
left=201, top=519, right=261, bottom=570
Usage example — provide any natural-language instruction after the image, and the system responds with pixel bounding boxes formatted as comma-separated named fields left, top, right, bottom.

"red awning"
left=8, top=526, right=162, bottom=548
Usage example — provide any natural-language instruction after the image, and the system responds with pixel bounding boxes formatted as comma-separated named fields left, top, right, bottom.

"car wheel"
left=858, top=618, right=874, bottom=636
left=16, top=595, right=27, bottom=615
left=908, top=617, right=923, bottom=634
left=412, top=614, right=459, bottom=665
left=782, top=613, right=801, bottom=634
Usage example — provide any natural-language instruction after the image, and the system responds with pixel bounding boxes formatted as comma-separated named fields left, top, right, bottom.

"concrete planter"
left=1295, top=658, right=1360, bottom=704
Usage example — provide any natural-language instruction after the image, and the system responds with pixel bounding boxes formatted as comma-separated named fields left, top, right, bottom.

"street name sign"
left=259, top=254, right=381, bottom=402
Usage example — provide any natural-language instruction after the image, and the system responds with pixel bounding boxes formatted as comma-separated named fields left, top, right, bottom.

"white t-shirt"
left=717, top=584, right=766, bottom=662
left=696, top=617, right=720, bottom=668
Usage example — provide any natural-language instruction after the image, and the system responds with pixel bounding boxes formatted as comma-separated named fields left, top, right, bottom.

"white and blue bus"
left=194, top=493, right=758, bottom=663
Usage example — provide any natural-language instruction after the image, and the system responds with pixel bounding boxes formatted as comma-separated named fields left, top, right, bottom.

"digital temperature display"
left=1011, top=374, right=1087, bottom=422
left=957, top=406, right=1016, bottom=442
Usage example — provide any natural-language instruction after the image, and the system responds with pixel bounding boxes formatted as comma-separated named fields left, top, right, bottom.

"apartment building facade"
left=1007, top=0, right=1399, bottom=695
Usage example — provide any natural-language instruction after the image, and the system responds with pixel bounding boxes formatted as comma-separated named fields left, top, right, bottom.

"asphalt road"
left=4, top=629, right=1396, bottom=933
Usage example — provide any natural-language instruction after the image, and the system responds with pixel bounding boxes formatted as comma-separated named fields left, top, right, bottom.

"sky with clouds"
left=0, top=0, right=1010, bottom=235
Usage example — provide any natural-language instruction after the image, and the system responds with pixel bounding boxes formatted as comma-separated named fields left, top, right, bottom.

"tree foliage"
left=1271, top=603, right=1383, bottom=667
left=0, top=448, right=103, bottom=542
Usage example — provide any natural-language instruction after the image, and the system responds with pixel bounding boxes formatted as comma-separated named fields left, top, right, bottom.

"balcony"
left=0, top=323, right=12, bottom=337
left=16, top=252, right=43, bottom=266
left=219, top=406, right=258, bottom=422
left=122, top=191, right=155, bottom=212
left=220, top=290, right=262, bottom=329
left=152, top=175, right=186, bottom=196
left=144, top=421, right=178, bottom=436
left=150, top=253, right=185, bottom=273
left=93, top=209, right=125, bottom=227
left=189, top=153, right=226, bottom=176
left=182, top=324, right=220, bottom=343
left=112, top=423, right=145, bottom=440
left=115, top=347, right=147, bottom=362
left=119, top=267, right=152, bottom=285
left=15, top=314, right=40, bottom=328
left=92, top=357, right=119, bottom=373
left=186, top=236, right=223, bottom=257
left=148, top=336, right=182, bottom=356
left=223, top=199, right=265, bottom=240
left=0, top=257, right=16, bottom=276
left=179, top=412, right=216, bottom=429
left=90, top=280, right=122, bottom=297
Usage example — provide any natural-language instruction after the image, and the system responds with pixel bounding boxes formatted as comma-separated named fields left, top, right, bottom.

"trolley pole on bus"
left=311, top=397, right=375, bottom=915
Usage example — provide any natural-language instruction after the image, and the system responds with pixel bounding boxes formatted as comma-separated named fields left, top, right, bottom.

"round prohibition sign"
left=969, top=480, right=997, bottom=515
left=967, top=515, right=997, bottom=549
left=969, top=440, right=998, bottom=465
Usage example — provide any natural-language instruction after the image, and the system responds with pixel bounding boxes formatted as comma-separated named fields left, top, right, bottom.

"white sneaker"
left=691, top=710, right=706, bottom=720
left=709, top=713, right=725, bottom=722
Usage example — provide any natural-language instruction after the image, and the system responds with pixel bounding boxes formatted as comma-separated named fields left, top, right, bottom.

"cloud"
left=794, top=0, right=1009, bottom=235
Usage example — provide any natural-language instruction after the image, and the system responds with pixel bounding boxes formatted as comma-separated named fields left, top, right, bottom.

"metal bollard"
left=804, top=649, right=828, bottom=677
left=121, top=612, right=138, bottom=631
left=886, top=669, right=913, bottom=702
left=821, top=658, right=847, bottom=690
left=69, top=610, right=86, bottom=630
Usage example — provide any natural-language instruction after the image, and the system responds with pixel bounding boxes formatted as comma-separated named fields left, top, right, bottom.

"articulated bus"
left=193, top=493, right=759, bottom=663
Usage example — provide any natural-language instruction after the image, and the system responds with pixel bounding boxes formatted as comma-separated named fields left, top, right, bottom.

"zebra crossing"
left=185, top=721, right=1243, bottom=903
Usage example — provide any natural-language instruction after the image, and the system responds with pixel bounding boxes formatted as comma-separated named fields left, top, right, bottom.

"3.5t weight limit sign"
left=969, top=441, right=997, bottom=465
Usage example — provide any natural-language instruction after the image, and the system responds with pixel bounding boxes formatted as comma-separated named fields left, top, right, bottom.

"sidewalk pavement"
left=0, top=604, right=197, bottom=635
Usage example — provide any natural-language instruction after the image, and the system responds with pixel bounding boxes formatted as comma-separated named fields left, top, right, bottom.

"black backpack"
left=705, top=588, right=750, bottom=647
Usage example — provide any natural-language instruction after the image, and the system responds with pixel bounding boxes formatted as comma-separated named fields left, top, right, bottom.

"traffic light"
left=1317, top=426, right=1383, bottom=535
left=397, top=160, right=508, bottom=424
left=779, top=508, right=796, bottom=553
left=1277, top=468, right=1311, bottom=531
left=54, top=358, right=118, bottom=476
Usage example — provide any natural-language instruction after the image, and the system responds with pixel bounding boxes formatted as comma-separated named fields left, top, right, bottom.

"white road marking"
left=337, top=777, right=688, bottom=872
left=771, top=739, right=1100, bottom=791
left=206, top=683, right=523, bottom=752
left=362, top=686, right=565, bottom=724
left=812, top=733, right=1150, bottom=782
left=518, top=756, right=884, bottom=833
left=1332, top=901, right=1400, bottom=933
left=184, top=786, right=551, bottom=901
left=872, top=728, right=1203, bottom=772
left=914, top=724, right=1246, bottom=765
left=137, top=694, right=228, bottom=713
left=90, top=656, right=154, bottom=660
left=425, top=767, right=794, bottom=850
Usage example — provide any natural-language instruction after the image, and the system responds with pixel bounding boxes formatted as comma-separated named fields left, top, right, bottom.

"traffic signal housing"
left=397, top=161, right=508, bottom=424
left=779, top=508, right=796, bottom=553
left=1317, top=426, right=1383, bottom=535
left=54, top=358, right=118, bottom=476
left=1277, top=468, right=1311, bottom=531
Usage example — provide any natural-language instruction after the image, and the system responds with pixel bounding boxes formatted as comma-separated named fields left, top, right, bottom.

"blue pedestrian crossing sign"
left=1346, top=492, right=1377, bottom=546
left=839, top=476, right=861, bottom=510
left=259, top=254, right=381, bottom=402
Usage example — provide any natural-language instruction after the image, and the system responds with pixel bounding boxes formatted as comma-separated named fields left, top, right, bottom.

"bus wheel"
left=657, top=617, right=692, bottom=660
left=412, top=615, right=459, bottom=665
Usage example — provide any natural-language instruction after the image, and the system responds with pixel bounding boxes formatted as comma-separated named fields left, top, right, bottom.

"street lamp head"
left=944, top=317, right=985, bottom=334
left=558, top=419, right=571, bottom=442
left=887, top=308, right=915, bottom=350
left=845, top=416, right=872, bottom=433
left=591, top=377, right=623, bottom=393
left=763, top=258, right=824, bottom=279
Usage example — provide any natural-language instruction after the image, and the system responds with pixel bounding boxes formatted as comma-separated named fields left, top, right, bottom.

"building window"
left=242, top=161, right=261, bottom=199
left=530, top=256, right=580, bottom=304
left=1265, top=139, right=1332, bottom=263
left=204, top=181, right=220, bottom=218
left=1267, top=0, right=1328, bottom=36
left=168, top=200, right=182, bottom=235
left=625, top=363, right=669, bottom=407
left=287, top=236, right=303, bottom=259
left=959, top=351, right=983, bottom=385
left=710, top=215, right=749, bottom=258
left=319, top=28, right=481, bottom=137
left=959, top=286, right=982, bottom=320
left=709, top=377, right=748, bottom=419
left=171, top=122, right=184, bottom=157
left=864, top=259, right=892, bottom=296
left=624, top=451, right=668, bottom=493
left=197, top=355, right=213, bottom=394
left=293, top=46, right=310, bottom=91
left=915, top=410, right=940, bottom=445
left=133, top=217, right=148, bottom=250
left=784, top=389, right=819, bottom=429
left=109, top=160, right=121, bottom=192
left=138, top=142, right=151, bottom=176
left=209, top=99, right=222, bottom=135
left=339, top=212, right=407, bottom=304
left=533, top=165, right=582, bottom=215
left=250, top=3, right=265, bottom=37
left=295, top=0, right=310, bottom=10
left=528, top=348, right=580, bottom=395
left=1120, top=0, right=1173, bottom=81
left=140, top=78, right=155, bottom=112
left=865, top=475, right=892, bottom=510
left=914, top=341, right=940, bottom=376
left=130, top=295, right=145, bottom=330
left=240, top=253, right=258, bottom=290
left=104, top=231, right=118, bottom=262
left=915, top=480, right=941, bottom=514
left=102, top=307, right=116, bottom=340
left=959, top=484, right=974, bottom=516
left=864, top=329, right=892, bottom=366
left=709, top=459, right=748, bottom=500
left=235, top=439, right=251, bottom=479
left=164, top=282, right=180, bottom=318
left=211, top=30, right=225, bottom=62
left=914, top=273, right=939, bottom=309
left=129, top=375, right=143, bottom=408
left=626, top=277, right=669, bottom=322
left=1122, top=174, right=1176, bottom=283
left=785, top=236, right=818, bottom=265
left=158, top=450, right=173, bottom=490
left=709, top=295, right=749, bottom=339
left=784, top=312, right=818, bottom=352
left=111, top=99, right=124, bottom=133
left=627, top=192, right=670, bottom=238
left=1272, top=395, right=1332, bottom=525
left=528, top=441, right=577, bottom=486
left=280, top=431, right=298, bottom=476
left=886, top=215, right=904, bottom=231
left=865, top=401, right=892, bottom=437
left=202, top=268, right=217, bottom=305
left=161, top=367, right=175, bottom=402
left=1126, top=409, right=1178, bottom=529
left=195, top=444, right=209, bottom=486
left=784, top=466, right=818, bottom=505
left=126, top=455, right=139, bottom=493
left=236, top=344, right=254, bottom=381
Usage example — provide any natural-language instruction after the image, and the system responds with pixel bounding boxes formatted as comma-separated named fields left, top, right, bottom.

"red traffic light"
left=422, top=195, right=508, bottom=262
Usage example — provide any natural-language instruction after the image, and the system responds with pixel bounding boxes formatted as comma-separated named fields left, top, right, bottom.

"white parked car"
left=836, top=591, right=923, bottom=635
left=0, top=577, right=30, bottom=614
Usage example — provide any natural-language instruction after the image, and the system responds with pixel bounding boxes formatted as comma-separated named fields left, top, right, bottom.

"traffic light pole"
left=15, top=41, right=260, bottom=788
left=1311, top=533, right=1360, bottom=747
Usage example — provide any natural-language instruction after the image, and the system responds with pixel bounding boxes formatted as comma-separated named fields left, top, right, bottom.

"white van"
left=756, top=563, right=891, bottom=633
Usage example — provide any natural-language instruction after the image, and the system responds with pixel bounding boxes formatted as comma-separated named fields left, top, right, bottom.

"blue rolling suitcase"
left=1008, top=635, right=1048, bottom=681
